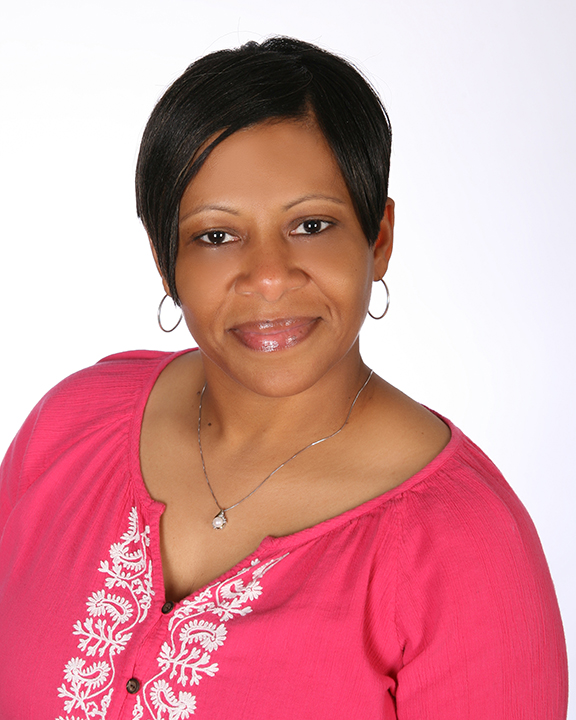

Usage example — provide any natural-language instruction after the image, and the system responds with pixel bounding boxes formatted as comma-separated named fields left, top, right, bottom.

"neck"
left=197, top=346, right=371, bottom=451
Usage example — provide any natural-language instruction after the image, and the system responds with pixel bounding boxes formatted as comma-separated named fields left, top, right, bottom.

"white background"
left=1, top=0, right=574, bottom=711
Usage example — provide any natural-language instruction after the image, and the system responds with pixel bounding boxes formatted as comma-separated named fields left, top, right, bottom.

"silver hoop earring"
left=157, top=294, right=183, bottom=332
left=368, top=279, right=390, bottom=320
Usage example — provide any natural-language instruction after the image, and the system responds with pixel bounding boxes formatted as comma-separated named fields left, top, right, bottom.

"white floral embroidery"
left=132, top=696, right=144, bottom=719
left=140, top=555, right=288, bottom=719
left=56, top=506, right=288, bottom=720
left=57, top=507, right=154, bottom=720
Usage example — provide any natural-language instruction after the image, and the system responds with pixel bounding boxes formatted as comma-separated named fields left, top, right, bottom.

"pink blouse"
left=0, top=350, right=567, bottom=719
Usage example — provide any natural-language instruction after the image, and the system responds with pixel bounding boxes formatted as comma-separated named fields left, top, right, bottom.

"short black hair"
left=136, top=37, right=392, bottom=303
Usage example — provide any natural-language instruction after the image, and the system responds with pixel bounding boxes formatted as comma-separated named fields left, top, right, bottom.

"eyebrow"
left=180, top=204, right=241, bottom=223
left=282, top=194, right=346, bottom=210
left=179, top=194, right=346, bottom=223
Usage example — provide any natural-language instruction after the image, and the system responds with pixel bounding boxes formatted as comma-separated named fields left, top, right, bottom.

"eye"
left=291, top=219, right=332, bottom=236
left=195, top=230, right=237, bottom=245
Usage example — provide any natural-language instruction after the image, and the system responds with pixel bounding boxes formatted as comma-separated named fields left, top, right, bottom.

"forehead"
left=179, top=119, right=351, bottom=211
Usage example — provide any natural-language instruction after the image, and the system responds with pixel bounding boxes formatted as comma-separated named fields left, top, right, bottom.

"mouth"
left=229, top=317, right=320, bottom=353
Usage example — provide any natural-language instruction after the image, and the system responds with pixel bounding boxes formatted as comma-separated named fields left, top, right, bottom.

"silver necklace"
left=197, top=370, right=374, bottom=530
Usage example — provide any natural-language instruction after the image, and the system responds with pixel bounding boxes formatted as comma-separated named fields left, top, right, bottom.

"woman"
left=0, top=37, right=567, bottom=719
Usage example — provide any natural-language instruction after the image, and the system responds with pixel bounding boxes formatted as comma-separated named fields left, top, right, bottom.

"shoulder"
left=60, top=349, right=176, bottom=393
left=353, top=377, right=537, bottom=561
left=0, top=349, right=191, bottom=504
left=386, top=421, right=560, bottom=636
left=400, top=425, right=536, bottom=540
left=392, top=424, right=542, bottom=564
left=37, top=349, right=187, bottom=416
left=25, top=348, right=194, bottom=436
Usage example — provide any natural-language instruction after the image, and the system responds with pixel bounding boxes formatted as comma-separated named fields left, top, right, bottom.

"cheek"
left=296, top=241, right=373, bottom=311
left=175, top=251, right=236, bottom=313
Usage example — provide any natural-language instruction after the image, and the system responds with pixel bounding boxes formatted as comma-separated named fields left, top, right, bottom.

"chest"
left=138, top=357, right=449, bottom=602
left=142, top=431, right=395, bottom=601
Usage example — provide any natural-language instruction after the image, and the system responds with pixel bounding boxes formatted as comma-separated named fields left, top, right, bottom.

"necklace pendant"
left=212, top=510, right=227, bottom=530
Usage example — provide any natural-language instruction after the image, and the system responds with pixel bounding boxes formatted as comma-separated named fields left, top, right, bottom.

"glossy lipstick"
left=230, top=317, right=319, bottom=352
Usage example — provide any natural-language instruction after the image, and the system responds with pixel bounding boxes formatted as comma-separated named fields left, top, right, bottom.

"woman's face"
left=175, top=118, right=393, bottom=396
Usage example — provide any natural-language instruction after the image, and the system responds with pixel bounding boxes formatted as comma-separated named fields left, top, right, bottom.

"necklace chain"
left=197, top=370, right=374, bottom=530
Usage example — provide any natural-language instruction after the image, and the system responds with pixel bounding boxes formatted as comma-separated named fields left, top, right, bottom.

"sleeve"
left=0, top=397, right=46, bottom=532
left=393, top=467, right=568, bottom=719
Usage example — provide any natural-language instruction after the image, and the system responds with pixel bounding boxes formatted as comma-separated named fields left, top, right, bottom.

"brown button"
left=126, top=678, right=140, bottom=694
left=161, top=601, right=175, bottom=614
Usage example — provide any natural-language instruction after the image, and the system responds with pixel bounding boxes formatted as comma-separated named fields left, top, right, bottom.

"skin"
left=142, top=118, right=451, bottom=601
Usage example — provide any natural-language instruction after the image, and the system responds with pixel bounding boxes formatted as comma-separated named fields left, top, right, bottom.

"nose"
left=233, top=236, right=307, bottom=302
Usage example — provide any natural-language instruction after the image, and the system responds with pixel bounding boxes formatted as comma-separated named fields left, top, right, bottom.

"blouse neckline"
left=126, top=348, right=463, bottom=597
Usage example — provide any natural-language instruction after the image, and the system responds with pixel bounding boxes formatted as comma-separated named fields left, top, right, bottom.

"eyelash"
left=290, top=219, right=333, bottom=236
left=193, top=218, right=333, bottom=246
left=194, top=230, right=238, bottom=246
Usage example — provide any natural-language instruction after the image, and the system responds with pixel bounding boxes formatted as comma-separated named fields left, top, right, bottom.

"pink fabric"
left=0, top=350, right=567, bottom=720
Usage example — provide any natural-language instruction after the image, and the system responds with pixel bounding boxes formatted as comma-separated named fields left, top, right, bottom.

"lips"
left=229, top=317, right=319, bottom=352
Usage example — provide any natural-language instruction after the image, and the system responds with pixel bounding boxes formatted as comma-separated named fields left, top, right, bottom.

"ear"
left=372, top=198, right=394, bottom=281
left=148, top=237, right=171, bottom=296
